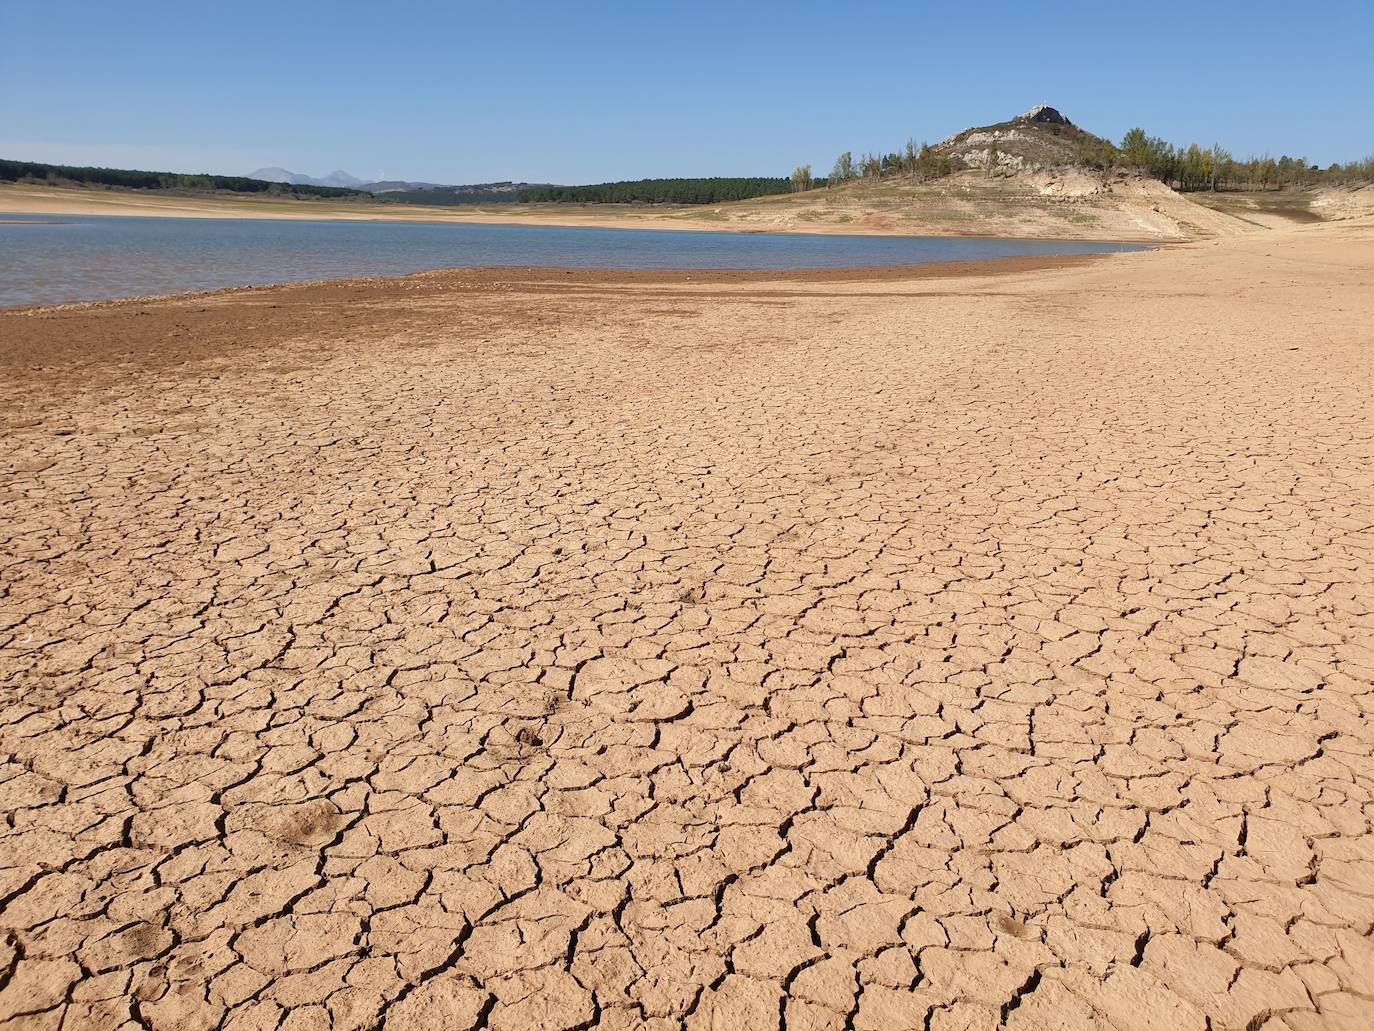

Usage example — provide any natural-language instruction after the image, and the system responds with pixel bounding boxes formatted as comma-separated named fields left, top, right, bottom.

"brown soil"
left=2, top=223, right=1372, bottom=1030
left=1189, top=185, right=1374, bottom=229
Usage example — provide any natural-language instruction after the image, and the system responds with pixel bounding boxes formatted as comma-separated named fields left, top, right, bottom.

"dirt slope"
left=0, top=171, right=1259, bottom=242
left=1189, top=184, right=1374, bottom=229
left=669, top=169, right=1259, bottom=241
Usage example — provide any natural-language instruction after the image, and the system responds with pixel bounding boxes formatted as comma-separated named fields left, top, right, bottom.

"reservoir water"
left=0, top=212, right=1146, bottom=308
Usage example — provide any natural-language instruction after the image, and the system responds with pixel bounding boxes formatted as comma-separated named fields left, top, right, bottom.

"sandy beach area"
left=0, top=183, right=724, bottom=233
left=0, top=178, right=1260, bottom=242
left=2, top=221, right=1372, bottom=1030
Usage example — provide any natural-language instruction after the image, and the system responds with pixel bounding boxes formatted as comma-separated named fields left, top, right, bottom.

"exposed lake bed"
left=4, top=220, right=1373, bottom=1030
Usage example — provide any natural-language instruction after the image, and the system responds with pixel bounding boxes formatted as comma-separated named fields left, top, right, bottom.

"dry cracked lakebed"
left=1, top=228, right=1373, bottom=1030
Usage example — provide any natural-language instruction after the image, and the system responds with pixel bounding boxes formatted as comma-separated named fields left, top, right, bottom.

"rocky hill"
left=645, top=105, right=1264, bottom=242
left=933, top=105, right=1106, bottom=173
left=648, top=104, right=1254, bottom=242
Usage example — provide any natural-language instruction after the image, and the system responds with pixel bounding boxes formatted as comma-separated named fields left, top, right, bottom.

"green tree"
left=830, top=151, right=855, bottom=183
left=1260, top=156, right=1280, bottom=190
left=916, top=142, right=938, bottom=181
left=1077, top=137, right=1118, bottom=170
left=1120, top=128, right=1152, bottom=168
left=1120, top=129, right=1174, bottom=182
left=1209, top=145, right=1232, bottom=190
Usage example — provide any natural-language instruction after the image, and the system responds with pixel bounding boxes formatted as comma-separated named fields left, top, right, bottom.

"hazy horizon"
left=3, top=0, right=1371, bottom=184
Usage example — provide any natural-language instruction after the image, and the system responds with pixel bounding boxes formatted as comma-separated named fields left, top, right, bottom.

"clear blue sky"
left=3, top=1, right=1370, bottom=184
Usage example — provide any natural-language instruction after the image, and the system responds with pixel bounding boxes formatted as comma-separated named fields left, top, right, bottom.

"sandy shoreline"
left=2, top=222, right=1372, bottom=1029
left=0, top=181, right=1190, bottom=242
left=1, top=252, right=1119, bottom=316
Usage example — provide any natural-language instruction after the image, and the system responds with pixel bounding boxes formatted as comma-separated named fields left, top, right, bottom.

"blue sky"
left=3, top=1, right=1371, bottom=183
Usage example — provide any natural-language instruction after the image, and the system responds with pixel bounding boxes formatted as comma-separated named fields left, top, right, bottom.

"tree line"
left=801, top=130, right=1372, bottom=196
left=515, top=178, right=791, bottom=204
left=377, top=186, right=537, bottom=206
left=0, top=158, right=370, bottom=198
left=820, top=139, right=957, bottom=187
left=1083, top=130, right=1374, bottom=191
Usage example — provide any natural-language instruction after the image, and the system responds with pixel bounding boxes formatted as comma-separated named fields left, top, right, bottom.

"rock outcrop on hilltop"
left=934, top=105, right=1103, bottom=172
left=1016, top=104, right=1073, bottom=126
left=702, top=101, right=1262, bottom=242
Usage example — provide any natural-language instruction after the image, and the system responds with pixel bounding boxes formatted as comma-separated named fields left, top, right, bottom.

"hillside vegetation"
left=377, top=183, right=551, bottom=205
left=516, top=178, right=792, bottom=204
left=742, top=106, right=1374, bottom=241
left=818, top=105, right=1373, bottom=194
left=0, top=158, right=369, bottom=199
left=6, top=106, right=1370, bottom=241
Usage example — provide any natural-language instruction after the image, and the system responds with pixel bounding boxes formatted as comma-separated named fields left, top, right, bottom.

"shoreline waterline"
left=0, top=182, right=1182, bottom=243
left=0, top=212, right=1148, bottom=308
left=2, top=251, right=1141, bottom=316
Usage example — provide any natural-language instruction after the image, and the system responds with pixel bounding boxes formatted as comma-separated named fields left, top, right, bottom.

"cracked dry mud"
left=2, top=225, right=1372, bottom=1031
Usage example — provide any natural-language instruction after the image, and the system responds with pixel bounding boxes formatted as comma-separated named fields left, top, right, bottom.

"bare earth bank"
left=0, top=175, right=1325, bottom=242
left=1, top=223, right=1372, bottom=1030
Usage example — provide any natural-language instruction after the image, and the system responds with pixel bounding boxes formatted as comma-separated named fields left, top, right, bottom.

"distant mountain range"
left=247, top=167, right=557, bottom=202
left=248, top=167, right=370, bottom=189
left=249, top=166, right=468, bottom=192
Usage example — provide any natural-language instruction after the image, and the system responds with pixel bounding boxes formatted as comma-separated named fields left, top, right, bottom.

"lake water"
left=0, top=212, right=1146, bottom=308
